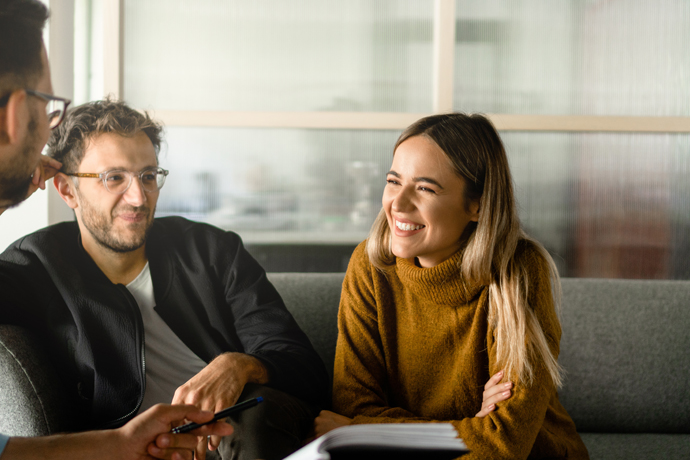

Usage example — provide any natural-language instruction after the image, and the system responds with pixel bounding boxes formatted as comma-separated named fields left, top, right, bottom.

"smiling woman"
left=313, top=113, right=590, bottom=460
left=382, top=135, right=479, bottom=268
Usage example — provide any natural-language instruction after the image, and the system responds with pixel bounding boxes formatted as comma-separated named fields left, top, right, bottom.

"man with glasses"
left=0, top=1, right=233, bottom=459
left=0, top=97, right=328, bottom=460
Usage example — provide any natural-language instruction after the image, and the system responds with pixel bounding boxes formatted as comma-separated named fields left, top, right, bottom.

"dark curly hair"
left=47, top=98, right=163, bottom=173
left=0, top=0, right=49, bottom=96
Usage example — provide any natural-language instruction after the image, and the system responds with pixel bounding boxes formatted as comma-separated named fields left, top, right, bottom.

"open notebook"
left=285, top=423, right=468, bottom=460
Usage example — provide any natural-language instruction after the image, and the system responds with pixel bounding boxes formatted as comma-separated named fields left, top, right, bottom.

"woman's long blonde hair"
left=366, top=113, right=563, bottom=388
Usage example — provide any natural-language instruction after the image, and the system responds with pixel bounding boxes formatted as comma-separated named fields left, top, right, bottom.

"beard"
left=0, top=114, right=40, bottom=208
left=78, top=191, right=156, bottom=253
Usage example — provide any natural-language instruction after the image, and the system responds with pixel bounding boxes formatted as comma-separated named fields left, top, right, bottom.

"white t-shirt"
left=126, top=262, right=207, bottom=413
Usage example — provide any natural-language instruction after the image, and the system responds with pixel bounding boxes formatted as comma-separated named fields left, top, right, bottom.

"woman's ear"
left=0, top=90, right=29, bottom=145
left=469, top=199, right=480, bottom=222
left=53, top=173, right=79, bottom=210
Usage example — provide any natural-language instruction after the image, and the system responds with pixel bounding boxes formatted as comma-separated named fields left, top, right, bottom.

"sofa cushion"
left=580, top=433, right=690, bottom=460
left=559, top=279, right=690, bottom=434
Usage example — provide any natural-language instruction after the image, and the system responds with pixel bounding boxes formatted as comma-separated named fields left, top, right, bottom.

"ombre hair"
left=366, top=113, right=563, bottom=388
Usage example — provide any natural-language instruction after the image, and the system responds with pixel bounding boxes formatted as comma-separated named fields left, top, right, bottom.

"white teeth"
left=395, top=220, right=425, bottom=231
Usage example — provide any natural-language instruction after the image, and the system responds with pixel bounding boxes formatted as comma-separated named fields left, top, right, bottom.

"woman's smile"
left=383, top=135, right=479, bottom=268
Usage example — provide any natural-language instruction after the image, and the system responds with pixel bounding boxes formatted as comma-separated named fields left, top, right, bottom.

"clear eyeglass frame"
left=66, top=167, right=169, bottom=194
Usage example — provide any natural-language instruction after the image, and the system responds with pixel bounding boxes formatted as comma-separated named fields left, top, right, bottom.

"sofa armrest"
left=0, top=325, right=72, bottom=436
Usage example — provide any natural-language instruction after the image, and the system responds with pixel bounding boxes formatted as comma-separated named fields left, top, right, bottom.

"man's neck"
left=82, top=238, right=149, bottom=286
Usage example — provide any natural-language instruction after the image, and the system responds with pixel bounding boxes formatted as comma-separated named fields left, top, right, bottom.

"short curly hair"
left=0, top=0, right=49, bottom=95
left=47, top=98, right=163, bottom=173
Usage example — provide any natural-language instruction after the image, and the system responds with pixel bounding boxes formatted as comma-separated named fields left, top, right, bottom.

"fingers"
left=116, top=404, right=233, bottom=460
left=148, top=433, right=199, bottom=460
left=208, top=434, right=222, bottom=451
left=484, top=370, right=504, bottom=390
left=26, top=155, right=61, bottom=199
left=475, top=405, right=495, bottom=418
left=484, top=380, right=512, bottom=401
left=150, top=403, right=214, bottom=427
left=40, top=155, right=61, bottom=181
left=312, top=410, right=353, bottom=438
left=42, top=155, right=62, bottom=170
left=476, top=382, right=513, bottom=418
left=187, top=421, right=234, bottom=439
left=195, top=436, right=207, bottom=460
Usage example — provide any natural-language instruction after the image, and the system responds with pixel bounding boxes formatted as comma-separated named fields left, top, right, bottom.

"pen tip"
left=257, top=397, right=264, bottom=402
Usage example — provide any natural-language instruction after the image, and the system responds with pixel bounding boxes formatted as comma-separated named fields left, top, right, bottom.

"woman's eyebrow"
left=414, top=176, right=444, bottom=189
left=386, top=170, right=444, bottom=189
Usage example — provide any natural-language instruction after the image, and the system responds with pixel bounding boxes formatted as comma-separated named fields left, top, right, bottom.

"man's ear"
left=0, top=90, right=29, bottom=145
left=54, top=173, right=80, bottom=209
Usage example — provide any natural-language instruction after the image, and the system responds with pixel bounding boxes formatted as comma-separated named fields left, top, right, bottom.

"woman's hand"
left=475, top=370, right=513, bottom=417
left=311, top=410, right=353, bottom=440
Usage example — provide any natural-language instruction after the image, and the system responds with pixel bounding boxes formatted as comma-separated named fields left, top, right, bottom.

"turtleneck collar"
left=394, top=249, right=484, bottom=305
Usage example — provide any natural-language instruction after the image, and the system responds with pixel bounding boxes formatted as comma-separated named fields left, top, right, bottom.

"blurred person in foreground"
left=312, top=113, right=589, bottom=460
left=0, top=1, right=232, bottom=459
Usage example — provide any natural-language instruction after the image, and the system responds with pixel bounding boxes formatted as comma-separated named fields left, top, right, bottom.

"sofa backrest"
left=1, top=274, right=687, bottom=436
left=558, top=278, right=690, bottom=434
left=270, top=273, right=690, bottom=434
left=268, top=273, right=342, bottom=382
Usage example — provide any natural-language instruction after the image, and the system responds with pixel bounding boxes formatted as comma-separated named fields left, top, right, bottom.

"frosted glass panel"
left=454, top=0, right=690, bottom=116
left=124, top=0, right=433, bottom=112
left=155, top=128, right=690, bottom=280
left=155, top=127, right=400, bottom=243
left=503, top=132, right=690, bottom=279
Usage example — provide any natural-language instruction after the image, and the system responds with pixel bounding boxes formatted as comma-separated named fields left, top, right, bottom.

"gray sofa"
left=1, top=274, right=689, bottom=459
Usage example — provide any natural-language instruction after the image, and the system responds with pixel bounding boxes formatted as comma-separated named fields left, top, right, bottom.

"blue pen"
left=171, top=396, right=264, bottom=434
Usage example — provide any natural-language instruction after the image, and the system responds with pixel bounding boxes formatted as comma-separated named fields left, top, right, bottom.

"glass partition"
left=503, top=132, right=690, bottom=279
left=454, top=0, right=690, bottom=116
left=124, top=0, right=434, bottom=112
left=156, top=127, right=401, bottom=244
left=156, top=127, right=690, bottom=279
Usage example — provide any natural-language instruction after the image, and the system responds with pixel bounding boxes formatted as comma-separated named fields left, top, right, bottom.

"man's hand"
left=0, top=156, right=61, bottom=216
left=1, top=404, right=234, bottom=460
left=116, top=403, right=234, bottom=460
left=172, top=352, right=268, bottom=459
left=27, top=155, right=61, bottom=196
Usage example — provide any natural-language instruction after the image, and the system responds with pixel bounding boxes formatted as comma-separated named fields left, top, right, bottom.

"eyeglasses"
left=25, top=90, right=71, bottom=129
left=0, top=89, right=71, bottom=129
left=66, top=168, right=169, bottom=195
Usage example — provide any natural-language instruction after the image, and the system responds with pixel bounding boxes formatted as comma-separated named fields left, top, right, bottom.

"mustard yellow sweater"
left=333, top=241, right=589, bottom=460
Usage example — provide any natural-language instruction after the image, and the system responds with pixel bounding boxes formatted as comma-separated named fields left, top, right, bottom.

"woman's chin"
left=390, top=245, right=416, bottom=262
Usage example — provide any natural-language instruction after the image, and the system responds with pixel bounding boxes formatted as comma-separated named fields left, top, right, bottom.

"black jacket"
left=0, top=217, right=328, bottom=429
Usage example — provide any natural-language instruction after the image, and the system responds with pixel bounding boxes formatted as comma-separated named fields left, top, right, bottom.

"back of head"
left=0, top=0, right=49, bottom=95
left=47, top=98, right=163, bottom=172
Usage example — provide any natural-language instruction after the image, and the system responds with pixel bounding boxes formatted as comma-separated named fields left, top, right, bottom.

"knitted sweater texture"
left=333, top=240, right=588, bottom=460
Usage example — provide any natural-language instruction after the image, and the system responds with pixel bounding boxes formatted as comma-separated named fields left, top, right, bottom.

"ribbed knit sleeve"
left=332, top=241, right=588, bottom=460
